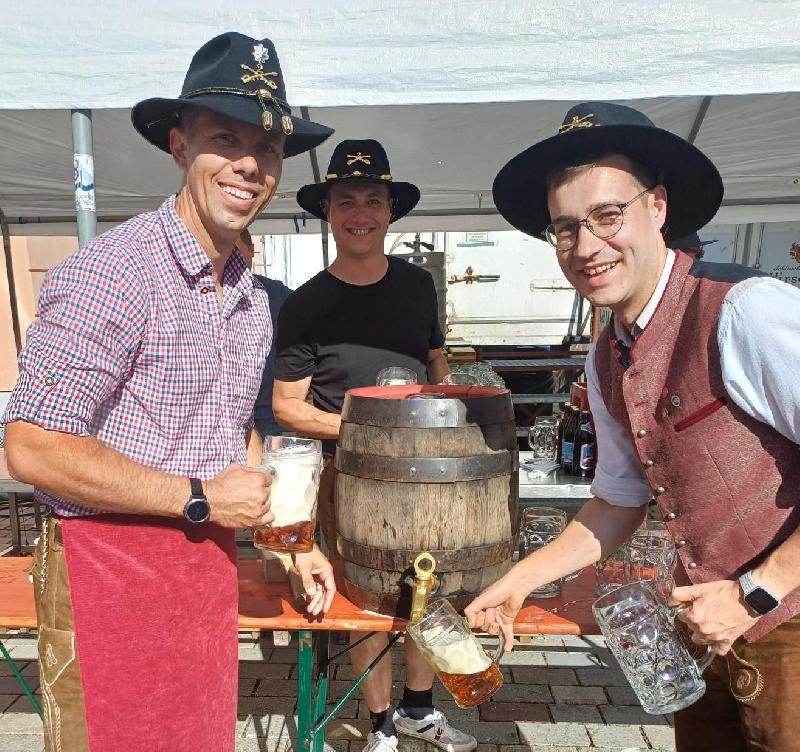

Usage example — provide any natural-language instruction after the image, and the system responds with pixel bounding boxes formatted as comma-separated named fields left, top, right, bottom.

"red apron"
left=61, top=514, right=238, bottom=752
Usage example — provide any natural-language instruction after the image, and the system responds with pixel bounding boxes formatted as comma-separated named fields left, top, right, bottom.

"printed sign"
left=73, top=154, right=96, bottom=212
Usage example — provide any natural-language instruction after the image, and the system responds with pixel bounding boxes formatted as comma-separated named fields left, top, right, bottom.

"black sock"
left=370, top=709, right=396, bottom=737
left=398, top=686, right=434, bottom=720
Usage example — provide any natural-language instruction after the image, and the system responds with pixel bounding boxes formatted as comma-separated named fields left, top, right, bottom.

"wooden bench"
left=1, top=556, right=598, bottom=750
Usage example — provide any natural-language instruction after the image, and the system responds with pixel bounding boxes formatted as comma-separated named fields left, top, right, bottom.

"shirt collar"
left=159, top=194, right=255, bottom=299
left=614, top=249, right=676, bottom=345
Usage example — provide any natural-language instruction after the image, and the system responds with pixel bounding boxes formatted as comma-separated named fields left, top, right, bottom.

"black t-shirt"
left=273, top=255, right=445, bottom=420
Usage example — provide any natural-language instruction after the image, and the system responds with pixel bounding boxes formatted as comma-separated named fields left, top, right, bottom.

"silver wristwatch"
left=738, top=570, right=780, bottom=616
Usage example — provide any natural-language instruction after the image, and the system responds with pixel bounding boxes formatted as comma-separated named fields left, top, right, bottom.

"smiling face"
left=546, top=154, right=668, bottom=328
left=323, top=182, right=392, bottom=259
left=170, top=106, right=285, bottom=252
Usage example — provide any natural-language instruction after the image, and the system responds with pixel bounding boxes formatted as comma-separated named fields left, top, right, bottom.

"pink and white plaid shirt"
left=3, top=196, right=272, bottom=516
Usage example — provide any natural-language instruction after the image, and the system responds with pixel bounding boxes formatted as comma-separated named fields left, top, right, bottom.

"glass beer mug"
left=407, top=599, right=504, bottom=708
left=376, top=367, right=418, bottom=386
left=592, top=582, right=714, bottom=714
left=254, top=436, right=322, bottom=553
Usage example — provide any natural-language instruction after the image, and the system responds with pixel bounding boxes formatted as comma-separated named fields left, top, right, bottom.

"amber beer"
left=437, top=661, right=504, bottom=709
left=407, top=599, right=504, bottom=708
left=255, top=437, right=322, bottom=554
left=253, top=519, right=316, bottom=553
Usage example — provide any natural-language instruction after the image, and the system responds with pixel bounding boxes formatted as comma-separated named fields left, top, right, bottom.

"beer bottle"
left=575, top=410, right=596, bottom=478
left=560, top=406, right=577, bottom=475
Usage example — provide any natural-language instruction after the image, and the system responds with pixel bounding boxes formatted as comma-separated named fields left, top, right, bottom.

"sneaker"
left=363, top=731, right=399, bottom=752
left=393, top=708, right=477, bottom=752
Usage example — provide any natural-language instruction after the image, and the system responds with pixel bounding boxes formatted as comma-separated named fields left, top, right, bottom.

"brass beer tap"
left=408, top=552, right=438, bottom=624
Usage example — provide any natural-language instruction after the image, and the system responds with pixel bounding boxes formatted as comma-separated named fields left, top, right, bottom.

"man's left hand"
left=669, top=580, right=759, bottom=655
left=293, top=545, right=336, bottom=617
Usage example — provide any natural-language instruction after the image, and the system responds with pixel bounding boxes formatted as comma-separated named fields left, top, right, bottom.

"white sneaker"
left=363, top=731, right=399, bottom=752
left=393, top=708, right=477, bottom=752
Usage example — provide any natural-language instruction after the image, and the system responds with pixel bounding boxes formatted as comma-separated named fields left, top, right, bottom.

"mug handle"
left=266, top=464, right=278, bottom=480
left=489, top=632, right=505, bottom=664
left=526, top=426, right=536, bottom=451
left=671, top=604, right=714, bottom=672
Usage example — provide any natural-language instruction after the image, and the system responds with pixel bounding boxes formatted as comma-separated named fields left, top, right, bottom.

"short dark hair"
left=547, top=153, right=660, bottom=194
left=177, top=105, right=204, bottom=135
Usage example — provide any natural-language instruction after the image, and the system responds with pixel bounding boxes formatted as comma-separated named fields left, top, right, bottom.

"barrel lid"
left=341, top=385, right=514, bottom=428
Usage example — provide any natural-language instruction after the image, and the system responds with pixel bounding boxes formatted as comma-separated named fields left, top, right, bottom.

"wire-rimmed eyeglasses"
left=544, top=186, right=655, bottom=252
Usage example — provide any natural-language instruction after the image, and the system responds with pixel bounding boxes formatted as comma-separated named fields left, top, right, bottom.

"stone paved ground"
left=0, top=630, right=675, bottom=751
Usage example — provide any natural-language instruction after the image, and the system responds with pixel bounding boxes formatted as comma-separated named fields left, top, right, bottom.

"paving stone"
left=0, top=735, right=45, bottom=752
left=0, top=677, right=39, bottom=694
left=0, top=695, right=21, bottom=713
left=239, top=678, right=258, bottom=696
left=0, top=703, right=44, bottom=734
left=510, top=667, right=577, bottom=686
left=239, top=643, right=271, bottom=661
left=254, top=679, right=299, bottom=697
left=468, top=721, right=521, bottom=744
left=548, top=704, right=602, bottom=724
left=239, top=662, right=293, bottom=679
left=430, top=700, right=479, bottom=724
left=238, top=696, right=296, bottom=716
left=6, top=644, right=38, bottom=662
left=270, top=647, right=303, bottom=663
left=599, top=705, right=669, bottom=726
left=324, top=719, right=371, bottom=741
left=498, top=651, right=547, bottom=666
left=605, top=685, right=639, bottom=706
left=575, top=667, right=628, bottom=686
left=0, top=662, right=37, bottom=678
left=642, top=724, right=677, bottom=750
left=551, top=685, right=607, bottom=705
left=476, top=744, right=501, bottom=752
left=517, top=634, right=567, bottom=650
left=560, top=635, right=605, bottom=649
left=586, top=723, right=647, bottom=749
left=544, top=652, right=602, bottom=668
left=516, top=721, right=590, bottom=747
left=479, top=702, right=549, bottom=723
left=324, top=699, right=359, bottom=720
left=492, top=683, right=553, bottom=704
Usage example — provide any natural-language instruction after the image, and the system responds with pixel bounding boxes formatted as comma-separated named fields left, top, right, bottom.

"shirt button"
left=44, top=376, right=55, bottom=386
left=637, top=429, right=647, bottom=438
left=655, top=486, right=666, bottom=495
left=665, top=512, right=676, bottom=521
left=644, top=459, right=654, bottom=468
left=687, top=561, right=698, bottom=570
left=200, top=285, right=211, bottom=294
left=676, top=539, right=687, bottom=548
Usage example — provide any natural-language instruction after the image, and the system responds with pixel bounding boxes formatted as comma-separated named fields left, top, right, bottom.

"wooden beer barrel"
left=334, top=384, right=518, bottom=617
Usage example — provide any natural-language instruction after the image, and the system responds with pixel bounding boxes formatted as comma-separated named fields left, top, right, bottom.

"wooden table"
left=1, top=556, right=598, bottom=750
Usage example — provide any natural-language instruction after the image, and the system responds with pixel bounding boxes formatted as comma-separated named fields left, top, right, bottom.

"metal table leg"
left=8, top=492, right=20, bottom=556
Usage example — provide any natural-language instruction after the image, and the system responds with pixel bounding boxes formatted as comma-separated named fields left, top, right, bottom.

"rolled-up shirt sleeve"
left=3, top=245, right=147, bottom=436
left=586, top=345, right=652, bottom=507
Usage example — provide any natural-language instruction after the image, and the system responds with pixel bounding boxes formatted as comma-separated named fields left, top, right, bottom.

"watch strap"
left=189, top=477, right=205, bottom=498
left=739, top=570, right=780, bottom=612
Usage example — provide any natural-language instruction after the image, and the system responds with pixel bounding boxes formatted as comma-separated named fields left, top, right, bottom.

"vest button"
left=665, top=512, right=676, bottom=521
left=687, top=561, right=698, bottom=569
left=655, top=486, right=666, bottom=495
left=644, top=459, right=654, bottom=468
left=676, top=539, right=687, bottom=547
left=637, top=429, right=647, bottom=438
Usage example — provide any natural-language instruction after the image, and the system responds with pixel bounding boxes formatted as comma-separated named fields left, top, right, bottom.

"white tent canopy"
left=2, top=0, right=799, bottom=234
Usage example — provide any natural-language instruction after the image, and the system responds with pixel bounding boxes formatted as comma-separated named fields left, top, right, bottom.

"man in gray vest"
left=467, top=102, right=800, bottom=750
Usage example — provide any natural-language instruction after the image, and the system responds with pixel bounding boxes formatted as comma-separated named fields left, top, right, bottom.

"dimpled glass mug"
left=592, top=582, right=714, bottom=714
left=407, top=599, right=504, bottom=708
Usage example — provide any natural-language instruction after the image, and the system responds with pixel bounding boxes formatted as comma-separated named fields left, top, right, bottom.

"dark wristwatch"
left=739, top=570, right=780, bottom=616
left=184, top=477, right=211, bottom=524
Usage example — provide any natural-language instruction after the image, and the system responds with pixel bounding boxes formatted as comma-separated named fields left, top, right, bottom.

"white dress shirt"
left=587, top=250, right=800, bottom=507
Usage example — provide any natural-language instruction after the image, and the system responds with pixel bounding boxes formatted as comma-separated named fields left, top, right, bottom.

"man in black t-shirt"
left=273, top=140, right=474, bottom=752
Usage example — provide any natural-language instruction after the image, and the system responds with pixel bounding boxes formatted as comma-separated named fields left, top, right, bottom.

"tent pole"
left=687, top=96, right=713, bottom=144
left=0, top=207, right=23, bottom=355
left=300, top=106, right=329, bottom=268
left=71, top=109, right=98, bottom=246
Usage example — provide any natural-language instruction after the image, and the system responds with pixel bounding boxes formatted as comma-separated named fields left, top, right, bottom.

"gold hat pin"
left=558, top=114, right=594, bottom=133
left=346, top=152, right=372, bottom=166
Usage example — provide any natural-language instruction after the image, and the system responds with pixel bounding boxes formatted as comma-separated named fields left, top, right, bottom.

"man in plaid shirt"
left=3, top=33, right=334, bottom=752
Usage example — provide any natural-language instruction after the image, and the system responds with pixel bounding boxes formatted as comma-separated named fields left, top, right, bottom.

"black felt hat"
left=667, top=231, right=718, bottom=250
left=132, top=32, right=333, bottom=159
left=296, top=139, right=420, bottom=222
left=492, top=102, right=723, bottom=240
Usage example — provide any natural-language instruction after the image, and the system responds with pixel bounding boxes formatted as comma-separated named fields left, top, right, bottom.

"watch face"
left=185, top=497, right=210, bottom=524
left=745, top=587, right=779, bottom=615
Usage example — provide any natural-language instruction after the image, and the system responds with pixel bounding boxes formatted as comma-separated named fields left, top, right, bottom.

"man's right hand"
left=204, top=464, right=273, bottom=529
left=464, top=570, right=529, bottom=652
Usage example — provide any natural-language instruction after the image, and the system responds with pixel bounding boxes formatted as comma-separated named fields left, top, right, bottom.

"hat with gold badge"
left=296, top=139, right=420, bottom=222
left=492, top=102, right=723, bottom=241
left=132, top=32, right=333, bottom=158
